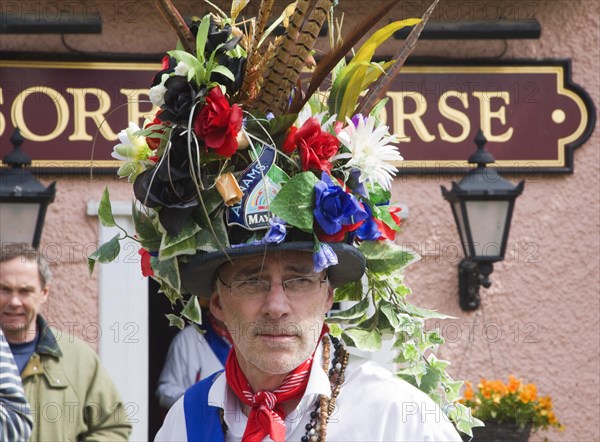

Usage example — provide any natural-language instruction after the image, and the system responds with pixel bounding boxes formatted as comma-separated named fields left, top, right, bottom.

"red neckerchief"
left=225, top=325, right=328, bottom=442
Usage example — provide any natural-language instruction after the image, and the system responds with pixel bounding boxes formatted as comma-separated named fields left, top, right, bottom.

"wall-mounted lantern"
left=441, top=130, right=524, bottom=311
left=0, top=128, right=56, bottom=249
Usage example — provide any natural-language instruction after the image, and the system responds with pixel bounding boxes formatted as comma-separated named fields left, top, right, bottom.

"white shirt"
left=156, top=325, right=227, bottom=409
left=155, top=341, right=462, bottom=441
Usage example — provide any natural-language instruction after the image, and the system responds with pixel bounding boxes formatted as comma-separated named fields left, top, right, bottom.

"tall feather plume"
left=154, top=0, right=196, bottom=54
left=255, top=0, right=311, bottom=114
left=355, top=0, right=439, bottom=116
left=271, top=0, right=333, bottom=115
left=240, top=0, right=275, bottom=104
left=290, top=0, right=402, bottom=114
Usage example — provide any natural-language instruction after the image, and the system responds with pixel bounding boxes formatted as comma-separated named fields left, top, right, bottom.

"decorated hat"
left=90, top=0, right=480, bottom=435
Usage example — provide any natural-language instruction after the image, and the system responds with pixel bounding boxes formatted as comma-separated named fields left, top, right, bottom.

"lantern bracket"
left=458, top=260, right=494, bottom=311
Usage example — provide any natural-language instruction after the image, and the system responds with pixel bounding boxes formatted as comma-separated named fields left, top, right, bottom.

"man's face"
left=0, top=257, right=48, bottom=343
left=210, top=251, right=333, bottom=381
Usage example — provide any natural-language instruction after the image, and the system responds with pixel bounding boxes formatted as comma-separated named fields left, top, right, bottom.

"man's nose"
left=261, top=282, right=290, bottom=319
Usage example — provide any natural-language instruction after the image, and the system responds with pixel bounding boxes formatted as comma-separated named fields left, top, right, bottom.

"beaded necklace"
left=219, top=335, right=349, bottom=442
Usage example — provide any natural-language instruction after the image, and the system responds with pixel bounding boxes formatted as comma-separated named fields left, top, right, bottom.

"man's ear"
left=325, top=286, right=334, bottom=311
left=209, top=292, right=224, bottom=322
left=40, top=284, right=50, bottom=305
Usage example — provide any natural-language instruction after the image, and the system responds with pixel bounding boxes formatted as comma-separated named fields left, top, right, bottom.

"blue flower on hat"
left=314, top=172, right=368, bottom=236
left=313, top=243, right=338, bottom=273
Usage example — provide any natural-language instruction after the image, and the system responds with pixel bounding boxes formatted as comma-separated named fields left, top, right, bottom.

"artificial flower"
left=283, top=118, right=339, bottom=171
left=158, top=75, right=197, bottom=123
left=149, top=83, right=167, bottom=107
left=263, top=217, right=287, bottom=244
left=193, top=87, right=243, bottom=157
left=133, top=130, right=199, bottom=235
left=313, top=243, right=338, bottom=272
left=335, top=114, right=403, bottom=191
left=355, top=204, right=382, bottom=241
left=138, top=248, right=154, bottom=277
left=375, top=206, right=402, bottom=241
left=111, top=122, right=154, bottom=182
left=313, top=172, right=368, bottom=237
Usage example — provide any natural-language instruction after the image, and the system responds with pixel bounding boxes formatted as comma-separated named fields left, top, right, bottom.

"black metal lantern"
left=0, top=128, right=56, bottom=249
left=441, top=130, right=524, bottom=311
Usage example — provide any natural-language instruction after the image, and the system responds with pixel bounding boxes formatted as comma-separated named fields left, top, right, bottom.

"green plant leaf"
left=87, top=234, right=121, bottom=274
left=195, top=15, right=211, bottom=61
left=327, top=297, right=370, bottom=324
left=342, top=326, right=382, bottom=352
left=151, top=256, right=181, bottom=292
left=181, top=295, right=201, bottom=323
left=379, top=300, right=401, bottom=330
left=360, top=241, right=420, bottom=274
left=270, top=172, right=319, bottom=232
left=159, top=218, right=201, bottom=260
left=210, top=65, right=235, bottom=81
left=98, top=187, right=117, bottom=227
left=132, top=204, right=161, bottom=250
left=165, top=314, right=185, bottom=329
left=334, top=279, right=364, bottom=301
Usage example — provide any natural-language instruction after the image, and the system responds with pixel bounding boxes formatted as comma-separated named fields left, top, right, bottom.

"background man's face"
left=0, top=258, right=48, bottom=343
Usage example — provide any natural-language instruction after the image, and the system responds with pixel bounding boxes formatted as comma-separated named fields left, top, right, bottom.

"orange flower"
left=463, top=381, right=474, bottom=401
left=508, top=375, right=521, bottom=393
left=519, top=383, right=537, bottom=403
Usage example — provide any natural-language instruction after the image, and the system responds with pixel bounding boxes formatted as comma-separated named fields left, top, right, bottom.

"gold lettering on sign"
left=66, top=88, right=118, bottom=141
left=388, top=91, right=436, bottom=143
left=438, top=90, right=470, bottom=143
left=119, top=89, right=158, bottom=127
left=12, top=87, right=69, bottom=141
left=472, top=91, right=513, bottom=142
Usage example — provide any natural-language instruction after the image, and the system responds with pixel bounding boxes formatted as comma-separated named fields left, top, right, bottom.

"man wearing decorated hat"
left=92, top=0, right=472, bottom=440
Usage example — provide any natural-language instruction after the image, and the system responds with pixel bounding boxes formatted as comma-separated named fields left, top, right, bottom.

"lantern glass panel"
left=465, top=200, right=509, bottom=258
left=452, top=201, right=470, bottom=256
left=0, top=202, right=39, bottom=245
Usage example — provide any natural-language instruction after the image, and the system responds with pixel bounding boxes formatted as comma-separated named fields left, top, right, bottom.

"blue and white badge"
left=226, top=146, right=289, bottom=230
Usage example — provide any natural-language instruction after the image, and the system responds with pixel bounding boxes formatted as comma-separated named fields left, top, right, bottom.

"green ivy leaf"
left=181, top=296, right=201, bottom=323
left=342, top=326, right=382, bottom=352
left=327, top=297, right=369, bottom=324
left=360, top=241, right=420, bottom=274
left=132, top=204, right=161, bottom=251
left=379, top=300, right=401, bottom=330
left=158, top=282, right=182, bottom=305
left=98, top=187, right=116, bottom=227
left=152, top=256, right=181, bottom=292
left=334, top=279, right=363, bottom=301
left=400, top=302, right=454, bottom=320
left=270, top=172, right=319, bottom=232
left=159, top=218, right=201, bottom=260
left=87, top=234, right=121, bottom=274
left=165, top=314, right=185, bottom=329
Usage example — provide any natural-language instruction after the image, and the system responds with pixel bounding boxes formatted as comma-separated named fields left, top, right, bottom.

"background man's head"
left=0, top=245, right=51, bottom=343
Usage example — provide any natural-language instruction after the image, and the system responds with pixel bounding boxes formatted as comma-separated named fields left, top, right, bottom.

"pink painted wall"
left=1, top=1, right=598, bottom=441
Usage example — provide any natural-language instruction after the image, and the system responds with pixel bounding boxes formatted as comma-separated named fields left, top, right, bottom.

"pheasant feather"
left=256, top=0, right=311, bottom=113
left=272, top=0, right=333, bottom=114
left=291, top=0, right=402, bottom=114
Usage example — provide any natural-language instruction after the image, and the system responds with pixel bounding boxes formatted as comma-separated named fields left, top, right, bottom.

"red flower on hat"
left=375, top=206, right=402, bottom=241
left=193, top=87, right=243, bottom=157
left=138, top=248, right=154, bottom=277
left=145, top=111, right=166, bottom=152
left=282, top=118, right=339, bottom=172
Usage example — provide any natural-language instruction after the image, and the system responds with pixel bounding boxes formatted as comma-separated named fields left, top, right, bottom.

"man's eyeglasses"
left=217, top=274, right=327, bottom=298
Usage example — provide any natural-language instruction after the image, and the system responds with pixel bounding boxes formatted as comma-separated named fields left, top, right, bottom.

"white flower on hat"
left=334, top=114, right=403, bottom=191
left=174, top=61, right=191, bottom=77
left=149, top=83, right=167, bottom=107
